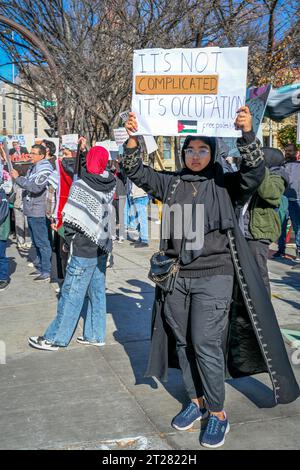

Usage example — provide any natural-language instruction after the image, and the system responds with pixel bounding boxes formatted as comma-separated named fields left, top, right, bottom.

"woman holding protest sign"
left=123, top=107, right=299, bottom=448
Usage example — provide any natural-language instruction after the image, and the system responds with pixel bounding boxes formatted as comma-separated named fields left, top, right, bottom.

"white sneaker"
left=76, top=336, right=105, bottom=347
left=28, top=336, right=59, bottom=351
left=27, top=262, right=35, bottom=268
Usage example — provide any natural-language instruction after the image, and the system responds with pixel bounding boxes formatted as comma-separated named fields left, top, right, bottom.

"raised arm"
left=224, top=106, right=265, bottom=205
left=123, top=112, right=174, bottom=201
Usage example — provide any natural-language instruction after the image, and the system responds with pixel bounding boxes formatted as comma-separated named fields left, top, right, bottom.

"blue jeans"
left=44, top=255, right=107, bottom=346
left=124, top=196, right=136, bottom=230
left=289, top=200, right=300, bottom=250
left=278, top=199, right=300, bottom=252
left=27, top=216, right=52, bottom=275
left=0, top=240, right=9, bottom=281
left=127, top=196, right=149, bottom=243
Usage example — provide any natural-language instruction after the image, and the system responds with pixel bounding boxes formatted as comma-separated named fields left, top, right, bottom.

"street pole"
left=11, top=30, right=17, bottom=136
left=0, top=15, right=65, bottom=136
left=269, top=118, right=273, bottom=147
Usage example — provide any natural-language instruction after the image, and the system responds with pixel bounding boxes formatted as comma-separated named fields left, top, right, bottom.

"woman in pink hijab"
left=29, top=146, right=116, bottom=351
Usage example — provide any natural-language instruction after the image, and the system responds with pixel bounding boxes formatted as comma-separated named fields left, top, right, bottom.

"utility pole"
left=269, top=118, right=273, bottom=147
left=0, top=15, right=65, bottom=136
left=11, top=30, right=17, bottom=136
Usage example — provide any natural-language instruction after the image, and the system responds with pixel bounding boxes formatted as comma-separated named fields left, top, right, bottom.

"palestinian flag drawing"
left=177, top=120, right=198, bottom=134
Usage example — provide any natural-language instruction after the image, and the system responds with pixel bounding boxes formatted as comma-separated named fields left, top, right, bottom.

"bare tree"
left=0, top=0, right=298, bottom=143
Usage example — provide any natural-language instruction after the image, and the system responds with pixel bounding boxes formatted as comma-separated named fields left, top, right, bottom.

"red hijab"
left=86, top=146, right=110, bottom=174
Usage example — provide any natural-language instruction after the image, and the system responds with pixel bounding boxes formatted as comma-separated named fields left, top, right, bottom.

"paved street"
left=0, top=235, right=300, bottom=450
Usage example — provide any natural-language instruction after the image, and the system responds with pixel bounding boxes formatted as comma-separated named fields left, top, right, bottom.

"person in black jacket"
left=28, top=145, right=116, bottom=352
left=123, top=107, right=300, bottom=448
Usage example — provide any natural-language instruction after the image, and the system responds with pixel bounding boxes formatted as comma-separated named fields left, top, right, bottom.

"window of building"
left=163, top=137, right=172, bottom=160
left=1, top=89, right=6, bottom=134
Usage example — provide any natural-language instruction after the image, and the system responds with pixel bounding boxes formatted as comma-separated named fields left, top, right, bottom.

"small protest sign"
left=5, top=134, right=34, bottom=163
left=61, top=134, right=78, bottom=151
left=218, top=84, right=272, bottom=157
left=113, top=128, right=129, bottom=146
left=95, top=140, right=120, bottom=160
left=131, top=47, right=248, bottom=137
left=119, top=110, right=130, bottom=123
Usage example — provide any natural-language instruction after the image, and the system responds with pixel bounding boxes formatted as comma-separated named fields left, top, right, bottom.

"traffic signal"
left=44, top=113, right=58, bottom=137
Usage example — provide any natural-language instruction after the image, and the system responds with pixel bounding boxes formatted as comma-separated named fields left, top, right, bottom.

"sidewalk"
left=0, top=237, right=300, bottom=450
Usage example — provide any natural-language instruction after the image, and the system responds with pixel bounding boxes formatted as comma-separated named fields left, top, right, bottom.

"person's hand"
left=124, top=112, right=139, bottom=148
left=125, top=112, right=138, bottom=134
left=78, top=136, right=87, bottom=151
left=51, top=223, right=58, bottom=231
left=235, top=106, right=252, bottom=133
left=10, top=169, right=19, bottom=179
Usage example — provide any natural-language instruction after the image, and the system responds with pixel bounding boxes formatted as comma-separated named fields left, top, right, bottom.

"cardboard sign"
left=132, top=47, right=248, bottom=137
left=135, top=74, right=219, bottom=95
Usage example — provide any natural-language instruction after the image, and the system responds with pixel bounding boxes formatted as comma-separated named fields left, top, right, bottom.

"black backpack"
left=0, top=187, right=9, bottom=225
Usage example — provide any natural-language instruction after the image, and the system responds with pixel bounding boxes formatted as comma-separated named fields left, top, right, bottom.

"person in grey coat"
left=10, top=145, right=53, bottom=281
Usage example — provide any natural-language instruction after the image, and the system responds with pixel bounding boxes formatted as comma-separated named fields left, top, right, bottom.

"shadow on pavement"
left=108, top=278, right=188, bottom=405
left=227, top=376, right=276, bottom=408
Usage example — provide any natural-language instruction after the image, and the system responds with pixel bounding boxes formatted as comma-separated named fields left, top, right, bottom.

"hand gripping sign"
left=131, top=47, right=248, bottom=138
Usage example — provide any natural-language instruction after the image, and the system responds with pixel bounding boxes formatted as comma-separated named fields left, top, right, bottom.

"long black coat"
left=123, top=137, right=300, bottom=406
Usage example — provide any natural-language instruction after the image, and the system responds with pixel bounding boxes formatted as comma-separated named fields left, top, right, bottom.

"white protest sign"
left=132, top=47, right=248, bottom=137
left=142, top=135, right=158, bottom=154
left=62, top=134, right=78, bottom=151
left=113, top=128, right=128, bottom=146
left=297, top=114, right=300, bottom=144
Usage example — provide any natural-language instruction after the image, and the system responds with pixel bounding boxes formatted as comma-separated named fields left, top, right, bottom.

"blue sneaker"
left=201, top=412, right=230, bottom=448
left=172, top=402, right=209, bottom=431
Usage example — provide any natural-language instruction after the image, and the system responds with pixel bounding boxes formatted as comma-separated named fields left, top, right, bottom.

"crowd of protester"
left=0, top=109, right=299, bottom=448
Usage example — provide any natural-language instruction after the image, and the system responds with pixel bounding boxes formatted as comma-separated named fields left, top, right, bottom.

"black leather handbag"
left=148, top=251, right=180, bottom=293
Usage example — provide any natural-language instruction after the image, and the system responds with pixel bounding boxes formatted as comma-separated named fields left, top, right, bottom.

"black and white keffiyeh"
left=63, top=178, right=115, bottom=253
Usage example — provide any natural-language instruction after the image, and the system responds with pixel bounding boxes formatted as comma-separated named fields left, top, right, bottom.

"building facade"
left=0, top=81, right=48, bottom=138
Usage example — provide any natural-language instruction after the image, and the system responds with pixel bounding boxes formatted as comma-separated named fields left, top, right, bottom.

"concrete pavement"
left=0, top=235, right=300, bottom=450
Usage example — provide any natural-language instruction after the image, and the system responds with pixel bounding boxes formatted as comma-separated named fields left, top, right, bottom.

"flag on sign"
left=177, top=120, right=197, bottom=134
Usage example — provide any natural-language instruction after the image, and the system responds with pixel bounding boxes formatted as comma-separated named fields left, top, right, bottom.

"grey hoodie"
left=283, top=161, right=300, bottom=200
left=16, top=159, right=53, bottom=217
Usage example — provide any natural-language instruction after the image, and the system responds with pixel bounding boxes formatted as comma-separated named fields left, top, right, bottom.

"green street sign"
left=41, top=100, right=57, bottom=108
